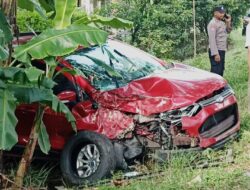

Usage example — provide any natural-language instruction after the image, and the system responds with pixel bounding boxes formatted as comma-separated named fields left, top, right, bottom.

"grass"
left=3, top=29, right=250, bottom=190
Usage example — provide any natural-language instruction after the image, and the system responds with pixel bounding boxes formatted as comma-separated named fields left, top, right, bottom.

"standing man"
left=244, top=15, right=250, bottom=113
left=245, top=16, right=250, bottom=68
left=207, top=6, right=232, bottom=76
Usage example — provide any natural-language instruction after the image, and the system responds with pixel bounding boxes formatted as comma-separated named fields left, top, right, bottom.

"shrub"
left=17, top=8, right=88, bottom=33
left=17, top=9, right=52, bottom=33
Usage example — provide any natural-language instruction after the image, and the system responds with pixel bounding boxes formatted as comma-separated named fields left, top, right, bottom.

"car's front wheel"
left=60, top=131, right=116, bottom=185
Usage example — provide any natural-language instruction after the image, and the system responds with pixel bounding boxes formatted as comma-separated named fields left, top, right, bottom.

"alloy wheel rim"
left=76, top=144, right=100, bottom=178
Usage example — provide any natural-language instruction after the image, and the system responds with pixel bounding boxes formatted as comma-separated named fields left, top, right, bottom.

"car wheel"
left=60, top=131, right=116, bottom=185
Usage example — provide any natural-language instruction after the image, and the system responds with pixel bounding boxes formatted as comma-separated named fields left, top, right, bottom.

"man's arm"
left=225, top=15, right=232, bottom=33
left=246, top=24, right=250, bottom=70
left=208, top=23, right=219, bottom=56
left=208, top=22, right=220, bottom=62
left=248, top=48, right=250, bottom=71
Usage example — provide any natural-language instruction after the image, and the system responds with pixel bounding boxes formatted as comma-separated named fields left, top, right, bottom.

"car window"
left=65, top=41, right=167, bottom=91
left=66, top=47, right=119, bottom=91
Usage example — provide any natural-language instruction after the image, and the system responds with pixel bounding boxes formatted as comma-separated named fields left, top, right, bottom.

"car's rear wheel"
left=60, top=131, right=116, bottom=185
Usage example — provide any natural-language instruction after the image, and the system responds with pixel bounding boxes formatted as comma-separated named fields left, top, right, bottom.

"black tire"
left=60, top=131, right=116, bottom=186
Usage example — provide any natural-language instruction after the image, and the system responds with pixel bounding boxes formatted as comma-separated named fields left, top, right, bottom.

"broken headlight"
left=160, top=104, right=201, bottom=122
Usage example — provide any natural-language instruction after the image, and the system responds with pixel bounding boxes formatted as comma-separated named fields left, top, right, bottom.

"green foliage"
left=17, top=7, right=133, bottom=33
left=100, top=0, right=194, bottom=60
left=0, top=88, right=18, bottom=150
left=17, top=9, right=52, bottom=33
left=75, top=14, right=133, bottom=29
left=23, top=163, right=54, bottom=188
left=18, top=0, right=47, bottom=18
left=0, top=9, right=13, bottom=61
left=71, top=8, right=89, bottom=23
left=38, top=0, right=55, bottom=13
left=0, top=66, right=76, bottom=153
left=6, top=162, right=54, bottom=188
left=13, top=24, right=108, bottom=64
left=0, top=44, right=8, bottom=61
left=17, top=8, right=88, bottom=33
left=36, top=109, right=51, bottom=154
left=100, top=0, right=250, bottom=60
left=0, top=10, right=12, bottom=44
left=53, top=0, right=77, bottom=29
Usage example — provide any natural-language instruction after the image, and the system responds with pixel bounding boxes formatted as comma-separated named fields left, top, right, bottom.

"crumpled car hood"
left=94, top=64, right=227, bottom=116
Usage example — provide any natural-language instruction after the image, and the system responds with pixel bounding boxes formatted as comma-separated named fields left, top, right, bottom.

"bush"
left=17, top=9, right=52, bottom=33
left=99, top=1, right=197, bottom=60
left=17, top=8, right=88, bottom=33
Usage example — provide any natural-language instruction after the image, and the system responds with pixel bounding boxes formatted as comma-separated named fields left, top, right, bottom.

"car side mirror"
left=57, top=91, right=76, bottom=103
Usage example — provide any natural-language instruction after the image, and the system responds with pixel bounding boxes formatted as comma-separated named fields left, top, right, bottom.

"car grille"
left=199, top=104, right=238, bottom=138
left=198, top=85, right=234, bottom=107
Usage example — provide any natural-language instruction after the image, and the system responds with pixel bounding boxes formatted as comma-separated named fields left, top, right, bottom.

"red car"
left=15, top=38, right=240, bottom=185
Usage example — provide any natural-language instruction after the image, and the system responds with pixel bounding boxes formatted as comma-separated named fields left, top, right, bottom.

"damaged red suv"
left=15, top=39, right=240, bottom=185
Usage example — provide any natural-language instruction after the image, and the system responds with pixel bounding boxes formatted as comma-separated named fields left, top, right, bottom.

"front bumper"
left=181, top=94, right=240, bottom=148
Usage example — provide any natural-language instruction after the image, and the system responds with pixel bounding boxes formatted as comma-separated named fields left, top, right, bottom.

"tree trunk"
left=193, top=0, right=196, bottom=58
left=248, top=76, right=250, bottom=113
left=0, top=150, right=3, bottom=188
left=0, top=0, right=13, bottom=16
left=12, top=105, right=45, bottom=189
left=248, top=48, right=250, bottom=113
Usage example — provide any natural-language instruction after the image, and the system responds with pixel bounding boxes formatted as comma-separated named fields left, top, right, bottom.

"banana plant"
left=0, top=66, right=77, bottom=188
left=0, top=67, right=76, bottom=151
left=0, top=0, right=133, bottom=188
left=0, top=9, right=12, bottom=62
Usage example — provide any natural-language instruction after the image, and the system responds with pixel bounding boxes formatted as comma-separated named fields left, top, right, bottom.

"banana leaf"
left=75, top=15, right=133, bottom=29
left=0, top=9, right=12, bottom=45
left=18, top=0, right=47, bottom=18
left=0, top=45, right=8, bottom=61
left=13, top=24, right=108, bottom=64
left=38, top=0, right=55, bottom=13
left=37, top=117, right=50, bottom=154
left=53, top=0, right=77, bottom=29
left=0, top=88, right=18, bottom=150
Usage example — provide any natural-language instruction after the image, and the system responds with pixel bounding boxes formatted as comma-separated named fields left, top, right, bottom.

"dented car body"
left=15, top=39, right=240, bottom=184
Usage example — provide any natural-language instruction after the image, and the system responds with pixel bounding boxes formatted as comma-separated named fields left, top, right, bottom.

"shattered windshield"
left=65, top=40, right=167, bottom=91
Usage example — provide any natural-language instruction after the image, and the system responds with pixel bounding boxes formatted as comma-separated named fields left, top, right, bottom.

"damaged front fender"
left=73, top=104, right=135, bottom=139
